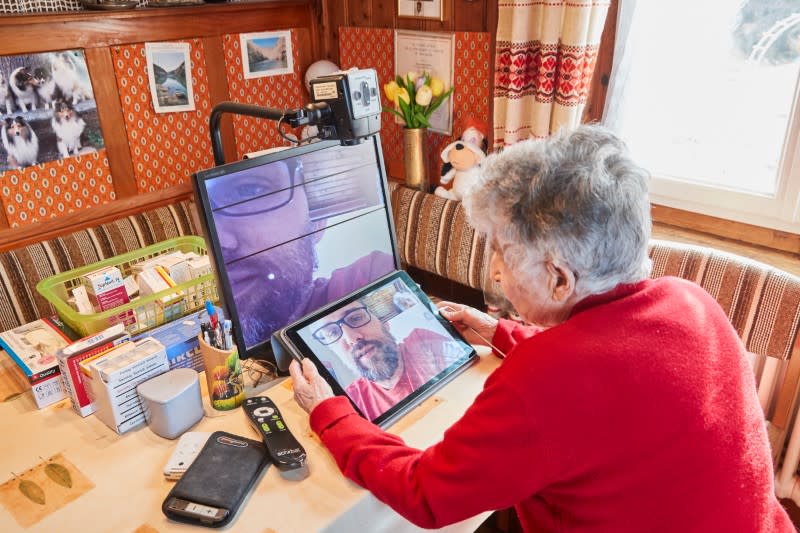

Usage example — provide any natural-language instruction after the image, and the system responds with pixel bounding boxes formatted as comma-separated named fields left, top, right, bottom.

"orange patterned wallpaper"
left=0, top=150, right=115, bottom=228
left=111, top=39, right=215, bottom=194
left=222, top=30, right=305, bottom=160
left=339, top=28, right=492, bottom=186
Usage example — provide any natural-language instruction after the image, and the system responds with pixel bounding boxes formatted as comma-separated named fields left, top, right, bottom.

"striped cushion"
left=0, top=200, right=199, bottom=332
left=648, top=239, right=800, bottom=361
left=389, top=182, right=491, bottom=292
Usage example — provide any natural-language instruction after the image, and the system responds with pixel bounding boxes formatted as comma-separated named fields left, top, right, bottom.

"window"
left=603, top=0, right=800, bottom=232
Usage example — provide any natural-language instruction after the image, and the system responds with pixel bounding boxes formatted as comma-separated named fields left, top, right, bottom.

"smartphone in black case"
left=162, top=431, right=269, bottom=528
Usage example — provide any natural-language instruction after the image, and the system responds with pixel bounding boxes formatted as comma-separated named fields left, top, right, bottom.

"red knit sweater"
left=309, top=277, right=793, bottom=532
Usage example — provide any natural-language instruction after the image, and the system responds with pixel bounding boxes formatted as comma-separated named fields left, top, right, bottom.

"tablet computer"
left=273, top=270, right=477, bottom=428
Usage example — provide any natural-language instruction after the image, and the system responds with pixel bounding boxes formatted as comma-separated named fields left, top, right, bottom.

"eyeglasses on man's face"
left=208, top=162, right=300, bottom=217
left=311, top=306, right=372, bottom=345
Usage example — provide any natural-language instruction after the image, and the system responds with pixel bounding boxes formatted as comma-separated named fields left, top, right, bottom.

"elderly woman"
left=290, top=125, right=792, bottom=532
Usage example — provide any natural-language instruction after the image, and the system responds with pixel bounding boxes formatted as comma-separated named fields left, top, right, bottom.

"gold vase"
left=403, top=128, right=428, bottom=192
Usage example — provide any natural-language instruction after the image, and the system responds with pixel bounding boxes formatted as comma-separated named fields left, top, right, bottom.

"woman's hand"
left=437, top=301, right=498, bottom=348
left=289, top=358, right=334, bottom=414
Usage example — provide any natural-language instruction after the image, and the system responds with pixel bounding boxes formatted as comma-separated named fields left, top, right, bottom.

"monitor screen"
left=193, top=136, right=400, bottom=362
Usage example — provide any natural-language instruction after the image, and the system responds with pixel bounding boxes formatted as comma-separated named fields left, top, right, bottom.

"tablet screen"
left=283, top=271, right=476, bottom=426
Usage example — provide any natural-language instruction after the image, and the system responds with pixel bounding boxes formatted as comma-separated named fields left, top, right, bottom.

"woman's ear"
left=545, top=260, right=576, bottom=302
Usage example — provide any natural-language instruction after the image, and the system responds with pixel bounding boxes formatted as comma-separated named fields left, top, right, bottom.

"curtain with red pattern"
left=493, top=0, right=610, bottom=149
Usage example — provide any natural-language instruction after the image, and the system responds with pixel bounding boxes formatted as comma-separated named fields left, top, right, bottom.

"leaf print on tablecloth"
left=18, top=480, right=45, bottom=505
left=45, top=463, right=72, bottom=489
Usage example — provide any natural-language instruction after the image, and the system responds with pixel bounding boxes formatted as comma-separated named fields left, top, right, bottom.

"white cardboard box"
left=56, top=333, right=131, bottom=417
left=0, top=318, right=70, bottom=408
left=84, top=338, right=168, bottom=434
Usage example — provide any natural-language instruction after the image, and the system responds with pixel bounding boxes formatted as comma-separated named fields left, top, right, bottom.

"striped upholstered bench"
left=0, top=200, right=199, bottom=333
left=390, top=184, right=800, bottom=470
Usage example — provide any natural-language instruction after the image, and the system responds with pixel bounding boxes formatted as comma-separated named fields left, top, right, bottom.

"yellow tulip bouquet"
left=383, top=72, right=454, bottom=129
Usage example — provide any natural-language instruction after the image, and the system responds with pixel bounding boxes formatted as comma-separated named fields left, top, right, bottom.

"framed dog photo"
left=145, top=42, right=195, bottom=114
left=398, top=0, right=444, bottom=20
left=240, top=31, right=293, bottom=79
left=0, top=50, right=104, bottom=172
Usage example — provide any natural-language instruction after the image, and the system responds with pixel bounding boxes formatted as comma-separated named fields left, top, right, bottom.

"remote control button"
left=253, top=406, right=275, bottom=417
left=258, top=418, right=264, bottom=423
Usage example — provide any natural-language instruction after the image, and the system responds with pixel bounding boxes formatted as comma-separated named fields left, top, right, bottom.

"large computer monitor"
left=192, top=136, right=400, bottom=363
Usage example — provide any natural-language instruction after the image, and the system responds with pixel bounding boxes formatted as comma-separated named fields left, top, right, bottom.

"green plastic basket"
left=36, top=236, right=218, bottom=338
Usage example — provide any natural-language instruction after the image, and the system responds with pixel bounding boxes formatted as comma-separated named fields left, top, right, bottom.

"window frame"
left=586, top=0, right=800, bottom=237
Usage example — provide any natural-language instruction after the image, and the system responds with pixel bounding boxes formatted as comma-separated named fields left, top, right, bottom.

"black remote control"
left=243, top=396, right=307, bottom=471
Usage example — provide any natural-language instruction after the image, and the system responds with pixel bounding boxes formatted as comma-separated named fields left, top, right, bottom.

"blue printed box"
left=133, top=309, right=206, bottom=373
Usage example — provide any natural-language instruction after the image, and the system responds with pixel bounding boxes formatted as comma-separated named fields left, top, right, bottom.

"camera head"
left=305, top=68, right=382, bottom=145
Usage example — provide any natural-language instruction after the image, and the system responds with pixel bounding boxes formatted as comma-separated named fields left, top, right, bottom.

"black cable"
left=277, top=115, right=300, bottom=145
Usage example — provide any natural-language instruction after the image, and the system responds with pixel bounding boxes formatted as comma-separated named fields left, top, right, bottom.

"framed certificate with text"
left=394, top=30, right=455, bottom=135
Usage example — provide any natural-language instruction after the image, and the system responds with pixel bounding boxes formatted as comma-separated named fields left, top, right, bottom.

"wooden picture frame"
left=397, top=0, right=444, bottom=21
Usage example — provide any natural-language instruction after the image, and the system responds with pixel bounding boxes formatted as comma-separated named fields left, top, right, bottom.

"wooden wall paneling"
left=0, top=2, right=314, bottom=54
left=313, top=0, right=332, bottom=62
left=582, top=0, right=617, bottom=123
left=421, top=0, right=452, bottom=32
left=325, top=0, right=351, bottom=65
left=202, top=36, right=237, bottom=166
left=453, top=0, right=487, bottom=33
left=0, top=205, right=9, bottom=231
left=397, top=19, right=425, bottom=32
left=307, top=1, right=324, bottom=62
left=294, top=26, right=316, bottom=101
left=372, top=0, right=396, bottom=27
left=296, top=27, right=316, bottom=86
left=351, top=0, right=373, bottom=26
left=84, top=47, right=137, bottom=199
left=0, top=182, right=193, bottom=253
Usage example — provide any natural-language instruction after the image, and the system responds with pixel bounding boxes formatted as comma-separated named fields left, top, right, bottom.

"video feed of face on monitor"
left=205, top=142, right=396, bottom=350
left=297, top=278, right=472, bottom=421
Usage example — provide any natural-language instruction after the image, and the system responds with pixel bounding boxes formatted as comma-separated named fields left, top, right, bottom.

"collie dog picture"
left=0, top=50, right=104, bottom=172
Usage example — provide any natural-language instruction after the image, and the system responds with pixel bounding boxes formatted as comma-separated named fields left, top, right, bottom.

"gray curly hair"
left=464, top=125, right=652, bottom=298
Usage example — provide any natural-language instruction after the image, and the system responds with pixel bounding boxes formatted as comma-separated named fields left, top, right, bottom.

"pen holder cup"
left=198, top=334, right=245, bottom=411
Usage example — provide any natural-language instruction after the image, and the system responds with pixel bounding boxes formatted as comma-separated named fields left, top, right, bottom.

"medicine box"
left=56, top=333, right=131, bottom=417
left=81, top=266, right=137, bottom=329
left=84, top=338, right=169, bottom=434
left=82, top=266, right=128, bottom=311
left=132, top=308, right=206, bottom=373
left=0, top=318, right=71, bottom=409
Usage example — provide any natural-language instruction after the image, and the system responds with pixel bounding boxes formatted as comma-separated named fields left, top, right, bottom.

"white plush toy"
left=435, top=118, right=488, bottom=201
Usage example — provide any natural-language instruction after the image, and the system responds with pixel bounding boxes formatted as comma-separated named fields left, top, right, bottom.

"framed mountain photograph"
left=145, top=42, right=195, bottom=114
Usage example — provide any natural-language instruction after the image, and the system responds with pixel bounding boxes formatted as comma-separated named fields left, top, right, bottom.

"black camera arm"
left=209, top=101, right=332, bottom=166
